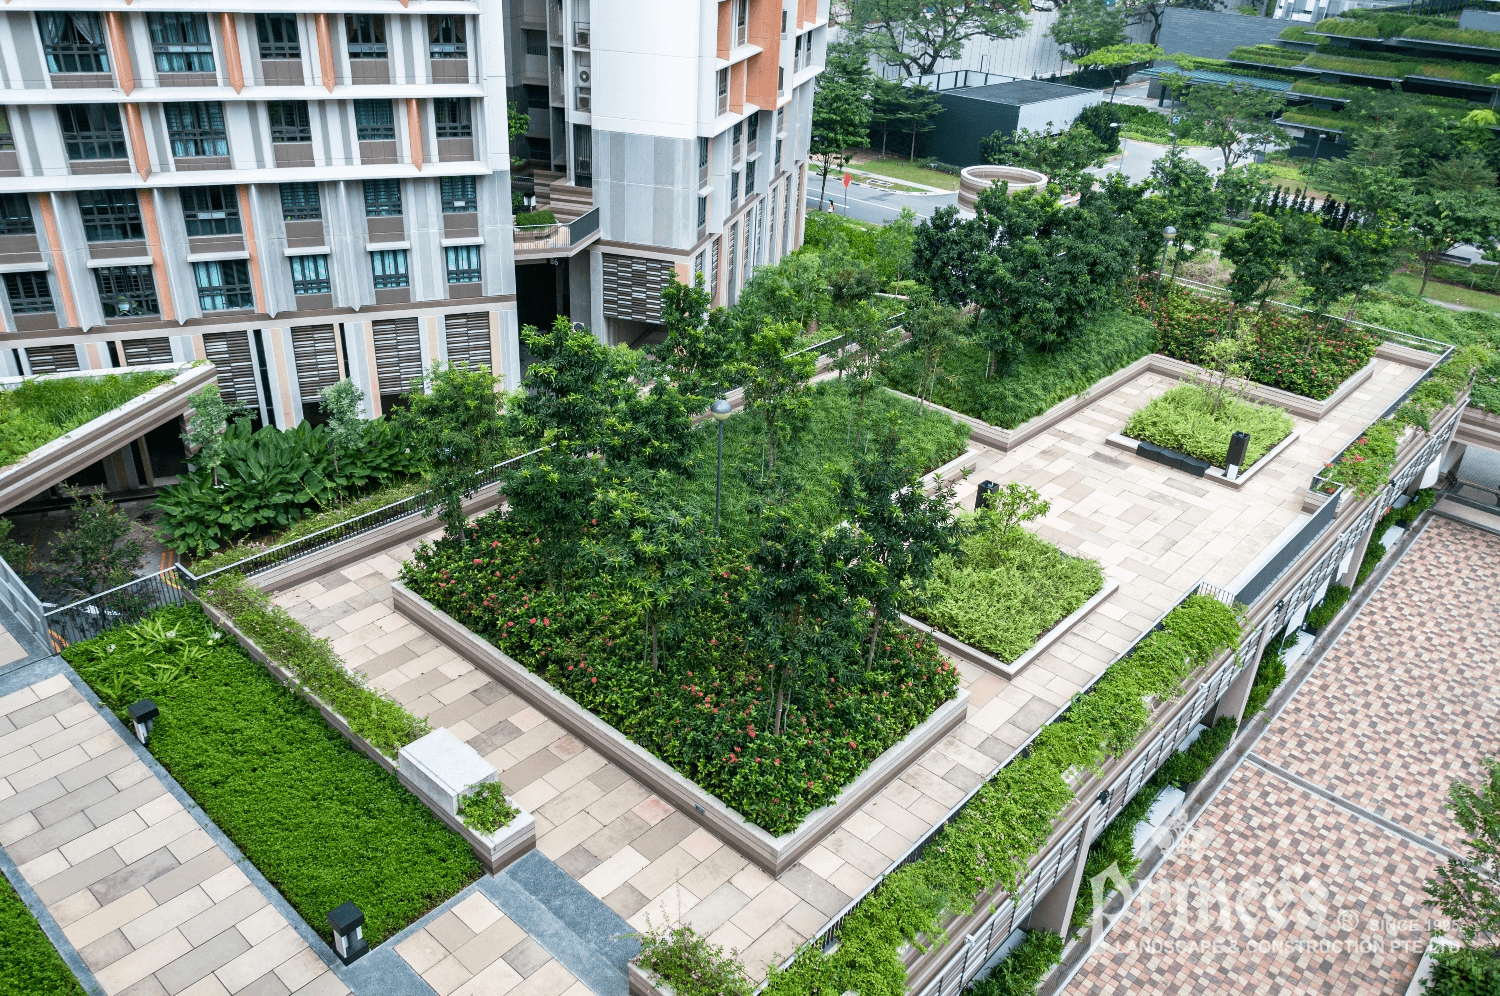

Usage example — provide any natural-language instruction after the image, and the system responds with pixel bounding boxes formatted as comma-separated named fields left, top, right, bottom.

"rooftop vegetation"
left=1124, top=383, right=1295, bottom=469
left=0, top=370, right=172, bottom=467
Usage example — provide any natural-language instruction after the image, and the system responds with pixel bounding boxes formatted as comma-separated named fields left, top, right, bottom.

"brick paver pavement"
left=0, top=673, right=348, bottom=996
left=1068, top=512, right=1500, bottom=994
left=273, top=357, right=1426, bottom=980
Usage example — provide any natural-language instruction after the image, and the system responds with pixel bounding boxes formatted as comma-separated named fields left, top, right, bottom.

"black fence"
left=44, top=567, right=195, bottom=651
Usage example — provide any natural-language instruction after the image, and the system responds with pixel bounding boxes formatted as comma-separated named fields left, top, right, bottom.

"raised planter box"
left=901, top=579, right=1119, bottom=679
left=1105, top=428, right=1301, bottom=490
left=627, top=962, right=667, bottom=996
left=885, top=354, right=1372, bottom=455
left=197, top=597, right=535, bottom=874
left=392, top=581, right=969, bottom=876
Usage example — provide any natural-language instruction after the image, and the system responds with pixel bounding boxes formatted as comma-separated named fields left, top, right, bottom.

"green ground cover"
left=917, top=511, right=1104, bottom=662
left=850, top=157, right=961, bottom=190
left=0, top=873, right=84, bottom=996
left=0, top=371, right=171, bottom=467
left=1124, top=385, right=1295, bottom=469
left=63, top=604, right=479, bottom=945
left=882, top=312, right=1158, bottom=429
left=1280, top=108, right=1348, bottom=130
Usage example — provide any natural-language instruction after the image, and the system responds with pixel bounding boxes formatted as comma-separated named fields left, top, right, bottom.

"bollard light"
left=127, top=699, right=158, bottom=746
left=976, top=480, right=1000, bottom=511
left=1226, top=430, right=1251, bottom=482
left=328, top=902, right=369, bottom=964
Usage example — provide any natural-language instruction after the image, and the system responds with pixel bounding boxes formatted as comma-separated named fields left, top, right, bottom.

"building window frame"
left=745, top=159, right=756, bottom=196
left=255, top=14, right=301, bottom=60
left=289, top=254, right=331, bottom=295
left=434, top=98, right=472, bottom=138
left=59, top=104, right=127, bottom=161
left=165, top=101, right=228, bottom=158
left=444, top=245, right=481, bottom=284
left=181, top=186, right=242, bottom=236
left=279, top=182, right=321, bottom=221
left=441, top=176, right=477, bottom=213
left=370, top=249, right=409, bottom=289
left=77, top=190, right=143, bottom=242
left=4, top=272, right=53, bottom=314
left=0, top=194, right=35, bottom=236
left=429, top=15, right=466, bottom=58
left=96, top=265, right=159, bottom=318
left=697, top=195, right=707, bottom=230
left=717, top=69, right=729, bottom=116
left=37, top=13, right=109, bottom=74
left=148, top=12, right=216, bottom=74
left=523, top=30, right=547, bottom=56
left=345, top=14, right=387, bottom=59
left=192, top=259, right=255, bottom=312
left=354, top=99, right=395, bottom=141
left=268, top=101, right=312, bottom=143
left=363, top=179, right=402, bottom=217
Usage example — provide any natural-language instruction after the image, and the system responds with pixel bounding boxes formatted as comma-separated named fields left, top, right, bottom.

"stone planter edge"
left=392, top=580, right=969, bottom=876
left=1105, top=428, right=1301, bottom=490
left=901, top=578, right=1119, bottom=679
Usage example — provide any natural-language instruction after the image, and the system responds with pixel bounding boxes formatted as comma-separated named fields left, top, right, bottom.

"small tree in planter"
left=317, top=379, right=365, bottom=477
left=636, top=918, right=753, bottom=996
left=49, top=486, right=145, bottom=597
left=395, top=364, right=508, bottom=542
left=182, top=384, right=247, bottom=487
left=902, top=291, right=969, bottom=409
left=1425, top=757, right=1500, bottom=945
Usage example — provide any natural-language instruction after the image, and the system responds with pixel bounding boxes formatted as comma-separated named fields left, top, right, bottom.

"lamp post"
left=1110, top=122, right=1122, bottom=174
left=1149, top=226, right=1176, bottom=319
left=710, top=399, right=733, bottom=537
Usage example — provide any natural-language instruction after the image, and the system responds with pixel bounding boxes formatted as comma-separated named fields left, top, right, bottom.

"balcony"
left=512, top=206, right=600, bottom=259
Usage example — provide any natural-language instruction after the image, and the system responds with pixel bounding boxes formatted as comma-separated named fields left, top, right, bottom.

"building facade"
left=0, top=0, right=823, bottom=443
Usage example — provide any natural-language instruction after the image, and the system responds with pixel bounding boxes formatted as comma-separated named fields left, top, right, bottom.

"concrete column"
left=1024, top=795, right=1109, bottom=936
left=1338, top=515, right=1379, bottom=589
left=1213, top=652, right=1260, bottom=728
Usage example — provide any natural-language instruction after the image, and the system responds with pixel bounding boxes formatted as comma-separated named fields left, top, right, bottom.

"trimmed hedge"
left=0, top=873, right=85, bottom=996
left=63, top=604, right=479, bottom=945
left=1243, top=631, right=1290, bottom=721
left=1124, top=385, right=1294, bottom=469
left=760, top=594, right=1242, bottom=996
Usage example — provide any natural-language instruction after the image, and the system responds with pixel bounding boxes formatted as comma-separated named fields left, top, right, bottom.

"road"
left=803, top=139, right=1227, bottom=227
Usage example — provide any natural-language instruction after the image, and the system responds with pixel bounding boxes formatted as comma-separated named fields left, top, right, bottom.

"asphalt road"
left=803, top=139, right=1228, bottom=226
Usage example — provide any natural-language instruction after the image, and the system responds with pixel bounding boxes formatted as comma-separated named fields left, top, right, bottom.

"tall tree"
left=1119, top=0, right=1218, bottom=47
left=49, top=487, right=145, bottom=597
left=902, top=290, right=970, bottom=407
left=395, top=363, right=508, bottom=540
left=1048, top=0, right=1127, bottom=63
left=317, top=379, right=364, bottom=476
left=653, top=272, right=737, bottom=406
left=909, top=205, right=994, bottom=309
left=1182, top=82, right=1285, bottom=169
left=742, top=321, right=818, bottom=478
left=850, top=0, right=1028, bottom=77
left=1424, top=757, right=1500, bottom=944
left=810, top=41, right=873, bottom=206
left=1294, top=220, right=1399, bottom=319
left=897, top=83, right=945, bottom=161
left=980, top=122, right=1108, bottom=195
left=1221, top=212, right=1305, bottom=318
left=1401, top=188, right=1500, bottom=297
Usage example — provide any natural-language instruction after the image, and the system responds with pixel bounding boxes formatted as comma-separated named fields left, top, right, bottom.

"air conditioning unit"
left=576, top=91, right=591, bottom=111
left=575, top=27, right=590, bottom=47
left=578, top=68, right=590, bottom=84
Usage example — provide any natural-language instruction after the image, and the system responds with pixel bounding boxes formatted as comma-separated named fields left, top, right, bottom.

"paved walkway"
left=1067, top=514, right=1500, bottom=993
left=0, top=668, right=348, bottom=996
left=271, top=357, right=1427, bottom=981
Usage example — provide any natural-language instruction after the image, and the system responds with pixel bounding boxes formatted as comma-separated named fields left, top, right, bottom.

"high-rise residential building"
left=0, top=0, right=824, bottom=445
left=504, top=0, right=825, bottom=345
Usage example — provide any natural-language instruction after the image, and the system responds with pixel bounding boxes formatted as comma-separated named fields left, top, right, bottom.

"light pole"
left=1110, top=122, right=1122, bottom=175
left=1149, top=226, right=1176, bottom=319
left=711, top=398, right=733, bottom=536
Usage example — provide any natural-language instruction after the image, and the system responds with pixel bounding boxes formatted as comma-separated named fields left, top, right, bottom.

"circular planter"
left=957, top=165, right=1048, bottom=212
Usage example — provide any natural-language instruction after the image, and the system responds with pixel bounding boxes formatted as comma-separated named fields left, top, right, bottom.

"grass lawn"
left=63, top=606, right=480, bottom=945
left=848, top=154, right=960, bottom=190
left=0, top=371, right=171, bottom=467
left=1386, top=272, right=1500, bottom=313
left=0, top=874, right=84, bottom=996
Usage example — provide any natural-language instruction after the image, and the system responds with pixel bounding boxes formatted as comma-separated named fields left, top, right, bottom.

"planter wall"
left=1105, top=429, right=1302, bottom=490
left=392, top=581, right=969, bottom=876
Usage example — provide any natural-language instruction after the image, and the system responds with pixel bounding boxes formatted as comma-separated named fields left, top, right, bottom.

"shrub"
left=918, top=516, right=1104, bottom=663
left=637, top=921, right=755, bottom=996
left=1124, top=384, right=1294, bottom=468
left=0, top=873, right=85, bottom=996
left=457, top=782, right=520, bottom=836
left=1243, top=630, right=1290, bottom=720
left=1426, top=945, right=1500, bottom=996
left=965, top=930, right=1064, bottom=996
left=196, top=571, right=429, bottom=755
left=514, top=208, right=558, bottom=226
left=882, top=312, right=1158, bottom=429
left=0, top=371, right=170, bottom=466
left=1304, top=583, right=1350, bottom=630
left=155, top=417, right=424, bottom=555
left=62, top=605, right=479, bottom=945
left=1321, top=420, right=1400, bottom=498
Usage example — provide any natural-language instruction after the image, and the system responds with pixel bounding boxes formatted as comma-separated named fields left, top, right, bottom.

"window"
left=524, top=30, right=546, bottom=56
left=363, top=179, right=402, bottom=217
left=747, top=113, right=758, bottom=144
left=289, top=254, right=330, bottom=295
left=776, top=108, right=785, bottom=135
left=732, top=121, right=742, bottom=155
left=441, top=176, right=477, bottom=213
left=354, top=99, right=395, bottom=141
left=255, top=14, right=300, bottom=59
left=445, top=245, right=481, bottom=284
left=730, top=170, right=739, bottom=205
left=268, top=101, right=311, bottom=142
left=781, top=9, right=788, bottom=37
left=734, top=0, right=748, bottom=46
left=165, top=102, right=228, bottom=157
left=193, top=259, right=254, bottom=311
left=745, top=159, right=755, bottom=196
left=77, top=190, right=143, bottom=241
left=0, top=194, right=34, bottom=235
left=370, top=249, right=408, bottom=289
left=181, top=187, right=241, bottom=236
left=794, top=34, right=804, bottom=71
left=96, top=266, right=159, bottom=318
left=434, top=99, right=472, bottom=138
left=37, top=13, right=109, bottom=74
left=774, top=138, right=782, bottom=170
left=777, top=66, right=784, bottom=95
left=697, top=195, right=707, bottom=230
left=149, top=13, right=215, bottom=74
left=345, top=15, right=386, bottom=58
left=5, top=273, right=52, bottom=314
left=698, top=137, right=709, bottom=170
left=525, top=84, right=549, bottom=109
left=717, top=68, right=729, bottom=116
left=59, top=105, right=126, bottom=161
left=279, top=182, right=321, bottom=220
left=429, top=15, right=466, bottom=58
left=0, top=110, right=14, bottom=151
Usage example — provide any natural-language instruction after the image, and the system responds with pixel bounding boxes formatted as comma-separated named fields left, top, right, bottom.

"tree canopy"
left=850, top=0, right=1028, bottom=76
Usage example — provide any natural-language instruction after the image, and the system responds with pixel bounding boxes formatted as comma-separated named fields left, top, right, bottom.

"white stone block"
left=398, top=728, right=497, bottom=815
left=1379, top=525, right=1405, bottom=550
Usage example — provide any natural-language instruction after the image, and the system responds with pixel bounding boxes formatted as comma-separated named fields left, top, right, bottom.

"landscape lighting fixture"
left=127, top=699, right=158, bottom=746
left=712, top=399, right=733, bottom=536
left=328, top=902, right=369, bottom=964
left=976, top=480, right=1000, bottom=511
left=1226, top=431, right=1251, bottom=482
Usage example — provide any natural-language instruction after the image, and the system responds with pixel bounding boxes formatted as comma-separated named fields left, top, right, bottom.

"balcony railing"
left=512, top=207, right=600, bottom=255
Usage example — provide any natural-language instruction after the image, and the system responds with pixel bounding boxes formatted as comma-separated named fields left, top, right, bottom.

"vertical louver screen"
left=201, top=330, right=258, bottom=407
left=444, top=312, right=491, bottom=370
left=290, top=324, right=341, bottom=403
left=371, top=316, right=423, bottom=396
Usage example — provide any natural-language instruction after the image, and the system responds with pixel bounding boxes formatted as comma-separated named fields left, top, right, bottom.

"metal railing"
left=513, top=207, right=600, bottom=254
left=44, top=566, right=194, bottom=650
left=0, top=554, right=47, bottom=651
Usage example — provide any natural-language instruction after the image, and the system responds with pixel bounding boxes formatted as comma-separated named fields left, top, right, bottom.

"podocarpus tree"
left=837, top=420, right=962, bottom=666
left=50, top=486, right=145, bottom=597
left=182, top=384, right=245, bottom=487
left=849, top=0, right=1027, bottom=77
left=394, top=363, right=508, bottom=541
left=742, top=320, right=818, bottom=479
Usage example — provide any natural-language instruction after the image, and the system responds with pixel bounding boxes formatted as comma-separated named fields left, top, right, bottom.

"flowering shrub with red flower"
left=1139, top=283, right=1379, bottom=400
left=402, top=517, right=959, bottom=835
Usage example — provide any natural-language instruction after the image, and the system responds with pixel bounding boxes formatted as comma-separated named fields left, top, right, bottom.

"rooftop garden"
left=1279, top=108, right=1350, bottom=131
left=0, top=370, right=172, bottom=467
left=1124, top=383, right=1295, bottom=469
left=0, top=872, right=85, bottom=996
left=1227, top=44, right=1308, bottom=68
